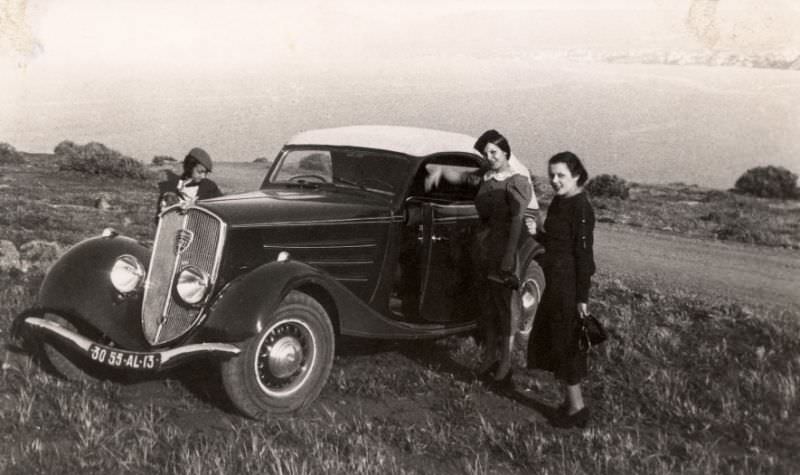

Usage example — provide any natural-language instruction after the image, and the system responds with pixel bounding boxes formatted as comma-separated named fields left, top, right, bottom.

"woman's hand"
left=577, top=302, right=589, bottom=318
left=424, top=164, right=443, bottom=192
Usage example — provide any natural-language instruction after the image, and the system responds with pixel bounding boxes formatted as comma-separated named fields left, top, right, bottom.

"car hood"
left=197, top=187, right=393, bottom=228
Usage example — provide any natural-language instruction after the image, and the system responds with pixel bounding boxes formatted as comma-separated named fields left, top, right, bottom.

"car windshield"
left=265, top=148, right=409, bottom=196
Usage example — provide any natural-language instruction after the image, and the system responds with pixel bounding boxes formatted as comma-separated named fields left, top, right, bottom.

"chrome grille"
left=142, top=207, right=225, bottom=346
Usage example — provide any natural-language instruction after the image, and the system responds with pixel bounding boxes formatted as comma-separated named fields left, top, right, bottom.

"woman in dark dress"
left=528, top=151, right=595, bottom=428
left=426, top=130, right=533, bottom=382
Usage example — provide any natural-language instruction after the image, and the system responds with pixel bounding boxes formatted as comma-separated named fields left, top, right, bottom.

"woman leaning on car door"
left=425, top=129, right=535, bottom=385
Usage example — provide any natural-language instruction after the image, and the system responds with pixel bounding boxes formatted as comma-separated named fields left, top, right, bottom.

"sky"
left=3, top=0, right=798, bottom=79
left=0, top=0, right=798, bottom=188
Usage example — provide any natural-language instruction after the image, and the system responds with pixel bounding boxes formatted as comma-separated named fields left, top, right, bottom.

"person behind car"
left=155, top=147, right=223, bottom=221
left=425, top=129, right=532, bottom=384
left=527, top=151, right=595, bottom=428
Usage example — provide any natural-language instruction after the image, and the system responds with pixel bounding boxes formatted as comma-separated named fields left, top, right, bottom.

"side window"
left=271, top=150, right=333, bottom=183
left=411, top=154, right=483, bottom=201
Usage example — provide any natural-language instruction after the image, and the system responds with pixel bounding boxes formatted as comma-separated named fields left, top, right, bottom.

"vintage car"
left=16, top=125, right=545, bottom=418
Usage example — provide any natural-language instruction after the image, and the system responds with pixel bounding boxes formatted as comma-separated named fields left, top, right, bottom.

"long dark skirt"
left=526, top=254, right=587, bottom=385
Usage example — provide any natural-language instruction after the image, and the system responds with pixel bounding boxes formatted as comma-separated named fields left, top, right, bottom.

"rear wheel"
left=41, top=313, right=106, bottom=383
left=221, top=291, right=335, bottom=418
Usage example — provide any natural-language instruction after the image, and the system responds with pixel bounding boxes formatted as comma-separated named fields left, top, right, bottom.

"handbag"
left=577, top=314, right=608, bottom=352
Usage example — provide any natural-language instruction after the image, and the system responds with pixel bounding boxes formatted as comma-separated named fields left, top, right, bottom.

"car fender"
left=35, top=234, right=151, bottom=350
left=517, top=234, right=545, bottom=274
left=201, top=260, right=337, bottom=342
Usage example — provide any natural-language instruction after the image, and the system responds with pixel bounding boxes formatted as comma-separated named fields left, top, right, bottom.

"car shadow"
left=395, top=338, right=558, bottom=425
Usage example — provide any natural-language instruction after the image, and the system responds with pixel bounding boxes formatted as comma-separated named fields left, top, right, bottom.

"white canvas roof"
left=287, top=125, right=481, bottom=157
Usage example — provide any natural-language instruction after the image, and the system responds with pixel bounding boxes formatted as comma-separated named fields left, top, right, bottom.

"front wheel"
left=221, top=291, right=335, bottom=418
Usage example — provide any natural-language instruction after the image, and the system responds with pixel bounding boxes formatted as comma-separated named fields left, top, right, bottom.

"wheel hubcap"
left=521, top=279, right=540, bottom=310
left=255, top=319, right=316, bottom=396
left=268, top=335, right=303, bottom=378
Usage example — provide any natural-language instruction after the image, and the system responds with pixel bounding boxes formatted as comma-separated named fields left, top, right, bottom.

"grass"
left=0, top=153, right=798, bottom=474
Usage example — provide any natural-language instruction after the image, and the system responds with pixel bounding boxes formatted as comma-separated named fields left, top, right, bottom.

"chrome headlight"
left=175, top=266, right=210, bottom=305
left=110, top=255, right=145, bottom=293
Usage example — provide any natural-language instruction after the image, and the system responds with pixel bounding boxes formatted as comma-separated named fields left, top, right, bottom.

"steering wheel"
left=289, top=174, right=327, bottom=183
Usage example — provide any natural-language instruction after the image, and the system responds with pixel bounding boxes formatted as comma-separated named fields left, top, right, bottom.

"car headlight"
left=110, top=255, right=145, bottom=293
left=175, top=266, right=210, bottom=305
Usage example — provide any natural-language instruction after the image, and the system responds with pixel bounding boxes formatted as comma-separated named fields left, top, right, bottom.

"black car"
left=16, top=126, right=544, bottom=418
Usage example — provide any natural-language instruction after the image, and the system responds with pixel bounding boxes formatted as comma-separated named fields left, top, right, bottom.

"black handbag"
left=577, top=314, right=607, bottom=352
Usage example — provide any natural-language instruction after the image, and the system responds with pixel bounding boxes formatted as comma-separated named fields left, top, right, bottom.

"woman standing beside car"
left=426, top=129, right=533, bottom=383
left=527, top=151, right=596, bottom=428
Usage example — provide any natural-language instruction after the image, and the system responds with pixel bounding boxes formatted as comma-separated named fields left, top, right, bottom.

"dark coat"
left=527, top=191, right=595, bottom=384
left=155, top=171, right=223, bottom=220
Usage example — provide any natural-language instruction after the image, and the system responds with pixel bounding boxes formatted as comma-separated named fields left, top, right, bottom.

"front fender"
left=36, top=234, right=151, bottom=350
left=200, top=260, right=332, bottom=342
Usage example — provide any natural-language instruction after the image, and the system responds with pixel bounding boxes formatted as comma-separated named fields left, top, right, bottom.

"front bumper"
left=24, top=317, right=241, bottom=371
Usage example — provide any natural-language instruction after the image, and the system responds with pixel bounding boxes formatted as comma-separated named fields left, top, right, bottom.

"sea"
left=2, top=59, right=798, bottom=190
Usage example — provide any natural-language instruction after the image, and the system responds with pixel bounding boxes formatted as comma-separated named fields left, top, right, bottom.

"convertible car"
left=16, top=125, right=545, bottom=418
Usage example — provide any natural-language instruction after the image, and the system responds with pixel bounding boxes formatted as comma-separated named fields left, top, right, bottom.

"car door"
left=414, top=201, right=480, bottom=322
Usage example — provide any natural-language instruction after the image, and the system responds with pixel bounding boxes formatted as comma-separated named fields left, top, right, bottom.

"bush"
left=58, top=141, right=149, bottom=180
left=53, top=140, right=78, bottom=156
left=152, top=155, right=177, bottom=166
left=734, top=166, right=799, bottom=199
left=586, top=174, right=630, bottom=199
left=0, top=142, right=24, bottom=164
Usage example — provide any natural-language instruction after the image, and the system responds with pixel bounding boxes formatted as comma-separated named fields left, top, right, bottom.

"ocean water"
left=2, top=60, right=799, bottom=189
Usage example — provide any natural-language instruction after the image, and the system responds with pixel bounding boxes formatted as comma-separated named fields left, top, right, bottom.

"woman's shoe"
left=477, top=361, right=499, bottom=380
left=554, top=407, right=590, bottom=429
left=487, top=369, right=514, bottom=391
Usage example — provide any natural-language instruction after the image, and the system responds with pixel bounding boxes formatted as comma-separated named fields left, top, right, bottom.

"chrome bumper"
left=24, top=317, right=241, bottom=370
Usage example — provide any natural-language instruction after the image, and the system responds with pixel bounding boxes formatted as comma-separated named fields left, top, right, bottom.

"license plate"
left=89, top=344, right=160, bottom=370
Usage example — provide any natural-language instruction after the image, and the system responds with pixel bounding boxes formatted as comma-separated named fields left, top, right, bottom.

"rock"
left=95, top=194, right=112, bottom=210
left=0, top=240, right=22, bottom=271
left=19, top=240, right=63, bottom=272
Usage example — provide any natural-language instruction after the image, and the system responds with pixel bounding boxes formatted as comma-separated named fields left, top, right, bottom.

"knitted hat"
left=186, top=147, right=213, bottom=172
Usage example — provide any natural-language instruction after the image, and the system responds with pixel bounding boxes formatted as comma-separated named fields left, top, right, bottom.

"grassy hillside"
left=0, top=153, right=798, bottom=474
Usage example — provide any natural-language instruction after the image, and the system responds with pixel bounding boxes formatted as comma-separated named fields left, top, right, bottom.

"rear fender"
left=35, top=234, right=151, bottom=350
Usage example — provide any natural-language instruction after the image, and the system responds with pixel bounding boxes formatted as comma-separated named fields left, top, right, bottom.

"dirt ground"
left=595, top=224, right=800, bottom=312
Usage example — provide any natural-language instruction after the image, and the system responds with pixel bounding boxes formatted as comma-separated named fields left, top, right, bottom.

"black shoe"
left=487, top=370, right=514, bottom=391
left=477, top=361, right=499, bottom=381
left=553, top=407, right=590, bottom=429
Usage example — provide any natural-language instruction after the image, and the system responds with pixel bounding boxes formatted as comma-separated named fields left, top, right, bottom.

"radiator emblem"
left=175, top=229, right=194, bottom=254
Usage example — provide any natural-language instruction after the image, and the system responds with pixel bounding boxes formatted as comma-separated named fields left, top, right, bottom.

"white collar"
left=483, top=155, right=528, bottom=182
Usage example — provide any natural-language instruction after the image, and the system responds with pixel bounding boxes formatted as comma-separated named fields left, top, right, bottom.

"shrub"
left=152, top=155, right=177, bottom=166
left=734, top=166, right=799, bottom=199
left=587, top=173, right=630, bottom=199
left=58, top=141, right=149, bottom=180
left=253, top=157, right=270, bottom=163
left=0, top=142, right=24, bottom=164
left=53, top=140, right=78, bottom=156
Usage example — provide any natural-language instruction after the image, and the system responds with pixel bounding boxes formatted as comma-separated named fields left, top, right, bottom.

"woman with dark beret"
left=528, top=151, right=596, bottom=428
left=155, top=147, right=223, bottom=221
